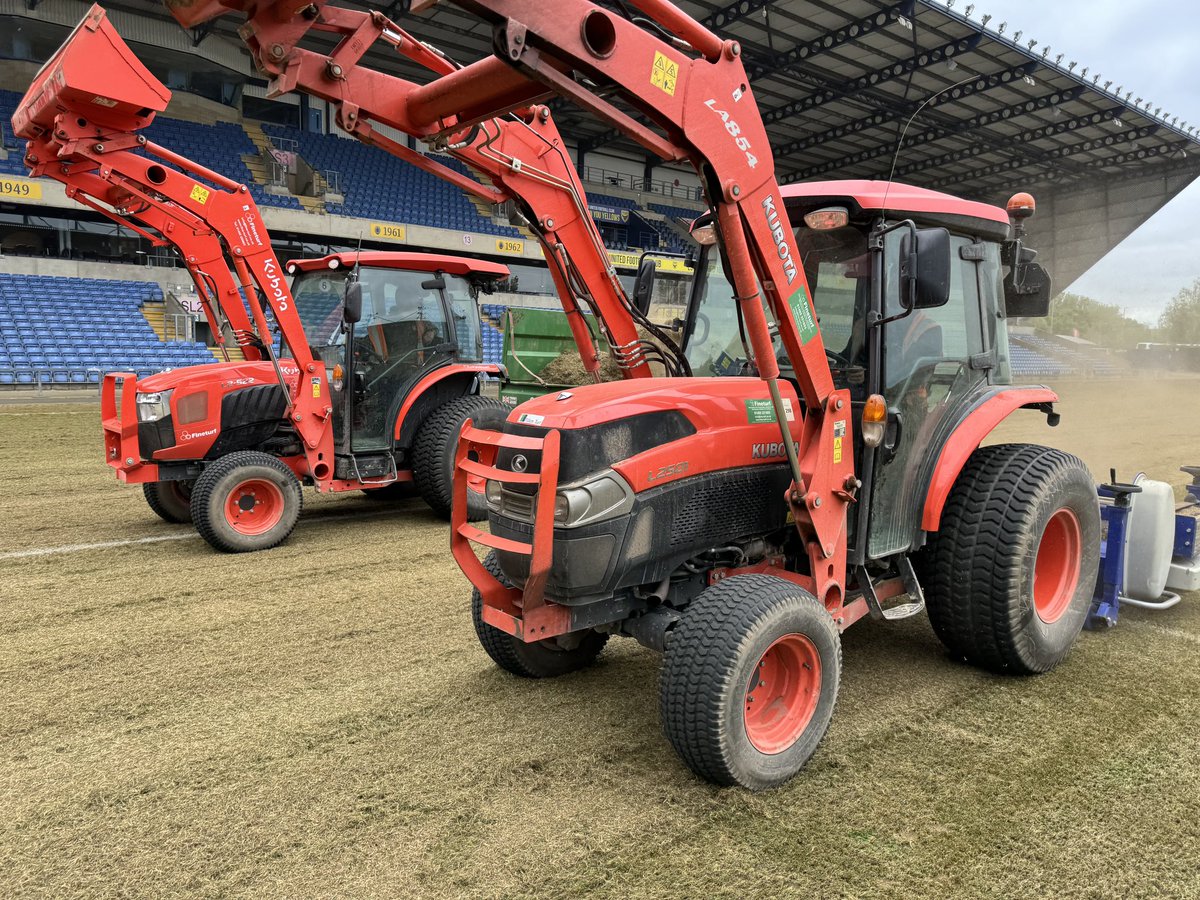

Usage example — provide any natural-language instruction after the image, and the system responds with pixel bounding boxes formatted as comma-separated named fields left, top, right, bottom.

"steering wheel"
left=825, top=347, right=851, bottom=367
left=355, top=342, right=385, bottom=367
left=691, top=312, right=710, bottom=347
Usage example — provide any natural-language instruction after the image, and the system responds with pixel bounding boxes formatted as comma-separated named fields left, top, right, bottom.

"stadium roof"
left=8, top=0, right=1200, bottom=287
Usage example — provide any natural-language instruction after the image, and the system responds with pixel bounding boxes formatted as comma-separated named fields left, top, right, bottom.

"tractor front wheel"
left=412, top=395, right=508, bottom=520
left=919, top=443, right=1100, bottom=674
left=143, top=480, right=194, bottom=524
left=660, top=574, right=841, bottom=790
left=190, top=451, right=303, bottom=553
left=470, top=552, right=608, bottom=678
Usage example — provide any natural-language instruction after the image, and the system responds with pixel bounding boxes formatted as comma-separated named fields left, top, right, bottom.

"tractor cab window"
left=868, top=229, right=989, bottom=558
left=350, top=267, right=453, bottom=452
left=290, top=269, right=348, bottom=366
left=795, top=224, right=870, bottom=397
left=684, top=227, right=870, bottom=399
left=445, top=280, right=484, bottom=363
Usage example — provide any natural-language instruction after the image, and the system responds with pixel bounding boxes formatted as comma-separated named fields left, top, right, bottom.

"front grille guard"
left=451, top=424, right=572, bottom=641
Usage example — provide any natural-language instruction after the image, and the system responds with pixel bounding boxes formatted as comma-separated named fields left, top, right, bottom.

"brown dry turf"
left=1, top=377, right=1198, bottom=898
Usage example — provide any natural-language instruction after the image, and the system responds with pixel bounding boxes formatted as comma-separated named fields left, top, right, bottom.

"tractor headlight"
left=136, top=390, right=173, bottom=423
left=486, top=480, right=503, bottom=506
left=552, top=469, right=635, bottom=529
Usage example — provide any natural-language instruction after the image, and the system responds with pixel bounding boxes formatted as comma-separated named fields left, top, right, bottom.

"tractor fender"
left=392, top=364, right=502, bottom=448
left=921, top=386, right=1059, bottom=532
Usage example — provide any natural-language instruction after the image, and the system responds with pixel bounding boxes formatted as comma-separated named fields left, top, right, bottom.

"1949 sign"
left=0, top=177, right=42, bottom=200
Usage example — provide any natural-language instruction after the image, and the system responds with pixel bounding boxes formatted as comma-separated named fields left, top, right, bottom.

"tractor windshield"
left=288, top=266, right=482, bottom=365
left=684, top=224, right=870, bottom=395
left=290, top=269, right=348, bottom=365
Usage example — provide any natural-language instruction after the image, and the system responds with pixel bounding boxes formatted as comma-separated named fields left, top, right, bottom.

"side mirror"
left=632, top=257, right=657, bottom=316
left=1004, top=260, right=1053, bottom=317
left=900, top=227, right=952, bottom=309
left=343, top=281, right=363, bottom=325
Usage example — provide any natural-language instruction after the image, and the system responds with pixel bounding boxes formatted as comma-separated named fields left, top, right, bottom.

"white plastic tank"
left=1122, top=474, right=1176, bottom=602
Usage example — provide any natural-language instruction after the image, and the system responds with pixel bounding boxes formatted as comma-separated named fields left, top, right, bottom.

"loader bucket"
left=163, top=0, right=254, bottom=29
left=12, top=4, right=170, bottom=140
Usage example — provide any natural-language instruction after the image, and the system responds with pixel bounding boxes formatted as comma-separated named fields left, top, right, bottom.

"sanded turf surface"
left=1, top=378, right=1198, bottom=898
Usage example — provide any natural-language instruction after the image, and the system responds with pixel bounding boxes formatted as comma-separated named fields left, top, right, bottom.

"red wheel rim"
left=466, top=443, right=497, bottom=496
left=1033, top=507, right=1083, bottom=624
left=744, top=633, right=822, bottom=755
left=224, top=478, right=285, bottom=535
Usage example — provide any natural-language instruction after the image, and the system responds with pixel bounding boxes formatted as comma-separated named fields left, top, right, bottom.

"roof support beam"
left=775, top=63, right=1050, bottom=163
left=744, top=1, right=915, bottom=83
left=925, top=131, right=1181, bottom=191
left=891, top=108, right=1138, bottom=180
left=761, top=33, right=983, bottom=125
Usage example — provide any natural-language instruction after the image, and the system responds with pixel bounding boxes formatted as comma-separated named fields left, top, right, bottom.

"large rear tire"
left=660, top=574, right=841, bottom=790
left=143, top=480, right=193, bottom=524
left=412, top=395, right=508, bottom=520
left=919, top=443, right=1100, bottom=674
left=190, top=451, right=303, bottom=553
left=471, top=552, right=608, bottom=678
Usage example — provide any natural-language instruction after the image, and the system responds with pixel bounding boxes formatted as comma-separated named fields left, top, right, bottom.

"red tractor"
left=168, top=0, right=1100, bottom=789
left=118, top=250, right=511, bottom=551
left=13, top=8, right=509, bottom=551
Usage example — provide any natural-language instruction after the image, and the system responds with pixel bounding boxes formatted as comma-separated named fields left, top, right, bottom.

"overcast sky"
left=927, top=0, right=1200, bottom=322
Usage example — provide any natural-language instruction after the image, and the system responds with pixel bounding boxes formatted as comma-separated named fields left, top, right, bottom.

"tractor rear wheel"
left=471, top=552, right=608, bottom=678
left=412, top=395, right=508, bottom=521
left=143, top=480, right=193, bottom=524
left=190, top=451, right=303, bottom=553
left=920, top=443, right=1100, bottom=674
left=660, top=574, right=841, bottom=790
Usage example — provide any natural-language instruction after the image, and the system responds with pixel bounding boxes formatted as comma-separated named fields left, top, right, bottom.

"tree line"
left=1014, top=277, right=1200, bottom=349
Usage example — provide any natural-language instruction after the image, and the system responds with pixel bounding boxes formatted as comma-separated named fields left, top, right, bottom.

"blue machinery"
left=1089, top=468, right=1200, bottom=628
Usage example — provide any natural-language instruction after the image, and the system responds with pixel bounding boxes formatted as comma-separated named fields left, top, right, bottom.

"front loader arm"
left=166, top=1, right=676, bottom=379
left=12, top=5, right=336, bottom=480
left=167, top=0, right=852, bottom=610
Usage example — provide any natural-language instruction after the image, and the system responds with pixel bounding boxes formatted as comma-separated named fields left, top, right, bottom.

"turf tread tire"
left=190, top=451, right=303, bottom=553
left=918, top=442, right=1099, bottom=675
left=412, top=396, right=508, bottom=521
left=143, top=481, right=193, bottom=524
left=660, top=575, right=841, bottom=790
left=471, top=552, right=608, bottom=678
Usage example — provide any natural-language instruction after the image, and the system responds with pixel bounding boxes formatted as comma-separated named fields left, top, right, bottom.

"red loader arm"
left=168, top=0, right=852, bottom=609
left=13, top=5, right=337, bottom=482
left=163, top=0, right=680, bottom=380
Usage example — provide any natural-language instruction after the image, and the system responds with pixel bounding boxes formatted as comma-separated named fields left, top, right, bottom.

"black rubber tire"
left=919, top=443, right=1100, bottom=675
left=361, top=482, right=417, bottom=501
left=660, top=574, right=841, bottom=790
left=143, top=480, right=193, bottom=524
left=412, top=395, right=508, bottom=521
left=471, top=552, right=608, bottom=678
left=190, top=451, right=303, bottom=553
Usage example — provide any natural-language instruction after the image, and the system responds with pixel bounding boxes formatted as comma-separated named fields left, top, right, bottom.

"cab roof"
left=781, top=180, right=1012, bottom=241
left=288, top=251, right=509, bottom=279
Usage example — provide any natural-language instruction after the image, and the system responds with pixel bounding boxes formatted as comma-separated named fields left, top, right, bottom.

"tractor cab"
left=285, top=251, right=507, bottom=473
left=673, top=180, right=1053, bottom=561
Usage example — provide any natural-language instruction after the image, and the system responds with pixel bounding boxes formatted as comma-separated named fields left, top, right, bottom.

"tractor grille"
left=670, top=467, right=791, bottom=548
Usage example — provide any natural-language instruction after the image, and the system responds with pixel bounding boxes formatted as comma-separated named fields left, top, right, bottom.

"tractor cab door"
left=865, top=230, right=994, bottom=558
left=348, top=268, right=455, bottom=452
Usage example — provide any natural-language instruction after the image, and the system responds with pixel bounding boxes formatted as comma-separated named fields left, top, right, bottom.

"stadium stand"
left=261, top=124, right=523, bottom=236
left=143, top=115, right=301, bottom=211
left=0, top=274, right=217, bottom=386
left=1011, top=334, right=1122, bottom=377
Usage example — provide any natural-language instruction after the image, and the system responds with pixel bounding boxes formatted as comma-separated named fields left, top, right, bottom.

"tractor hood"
left=136, top=360, right=302, bottom=394
left=506, top=376, right=800, bottom=434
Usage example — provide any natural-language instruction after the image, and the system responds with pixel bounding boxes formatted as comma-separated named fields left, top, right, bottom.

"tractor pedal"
left=880, top=599, right=925, bottom=621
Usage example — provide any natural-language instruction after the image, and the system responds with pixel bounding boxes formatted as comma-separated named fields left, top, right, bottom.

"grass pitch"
left=1, top=378, right=1198, bottom=898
